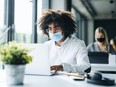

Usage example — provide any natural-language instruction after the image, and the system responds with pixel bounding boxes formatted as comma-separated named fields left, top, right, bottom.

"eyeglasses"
left=46, top=26, right=62, bottom=33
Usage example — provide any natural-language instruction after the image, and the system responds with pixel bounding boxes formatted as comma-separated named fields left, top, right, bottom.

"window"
left=0, top=0, right=4, bottom=29
left=15, top=0, right=32, bottom=43
left=0, top=0, right=5, bottom=44
left=37, top=0, right=49, bottom=43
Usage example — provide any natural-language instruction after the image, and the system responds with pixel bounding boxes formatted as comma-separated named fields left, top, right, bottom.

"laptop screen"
left=23, top=43, right=52, bottom=75
left=88, top=52, right=109, bottom=64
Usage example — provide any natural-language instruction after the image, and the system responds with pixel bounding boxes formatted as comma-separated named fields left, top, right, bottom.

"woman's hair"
left=38, top=9, right=77, bottom=38
left=95, top=27, right=109, bottom=51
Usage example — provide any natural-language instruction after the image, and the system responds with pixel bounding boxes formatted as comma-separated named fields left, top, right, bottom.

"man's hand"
left=51, top=65, right=63, bottom=73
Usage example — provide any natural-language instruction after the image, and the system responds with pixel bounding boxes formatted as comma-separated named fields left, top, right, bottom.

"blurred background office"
left=0, top=0, right=116, bottom=45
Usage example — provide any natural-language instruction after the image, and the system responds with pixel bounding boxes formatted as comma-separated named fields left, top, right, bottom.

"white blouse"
left=45, top=36, right=91, bottom=73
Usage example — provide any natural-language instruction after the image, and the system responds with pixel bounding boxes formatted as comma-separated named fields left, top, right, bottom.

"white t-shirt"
left=45, top=36, right=91, bottom=73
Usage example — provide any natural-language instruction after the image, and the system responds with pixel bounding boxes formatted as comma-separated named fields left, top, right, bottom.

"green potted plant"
left=0, top=41, right=32, bottom=85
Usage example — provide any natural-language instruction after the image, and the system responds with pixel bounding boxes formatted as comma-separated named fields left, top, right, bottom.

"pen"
left=65, top=73, right=84, bottom=77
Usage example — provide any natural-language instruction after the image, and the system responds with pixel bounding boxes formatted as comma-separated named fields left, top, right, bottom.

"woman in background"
left=87, top=27, right=109, bottom=52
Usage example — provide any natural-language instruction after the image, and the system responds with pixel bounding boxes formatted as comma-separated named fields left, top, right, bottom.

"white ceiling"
left=72, top=0, right=116, bottom=19
left=72, top=0, right=92, bottom=19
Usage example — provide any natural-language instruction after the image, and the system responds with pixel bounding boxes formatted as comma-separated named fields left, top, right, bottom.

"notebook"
left=23, top=43, right=53, bottom=75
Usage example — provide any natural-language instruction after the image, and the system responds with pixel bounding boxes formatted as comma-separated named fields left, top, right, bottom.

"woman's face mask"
left=49, top=32, right=63, bottom=42
left=96, top=32, right=105, bottom=43
left=97, top=37, right=105, bottom=43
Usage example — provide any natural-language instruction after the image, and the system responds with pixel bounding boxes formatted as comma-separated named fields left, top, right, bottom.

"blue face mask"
left=49, top=32, right=63, bottom=42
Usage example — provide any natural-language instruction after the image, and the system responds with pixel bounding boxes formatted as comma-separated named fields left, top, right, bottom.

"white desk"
left=0, top=70, right=116, bottom=87
left=91, top=64, right=116, bottom=71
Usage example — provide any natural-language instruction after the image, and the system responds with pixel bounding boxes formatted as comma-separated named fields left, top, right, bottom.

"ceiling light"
left=110, top=0, right=114, bottom=3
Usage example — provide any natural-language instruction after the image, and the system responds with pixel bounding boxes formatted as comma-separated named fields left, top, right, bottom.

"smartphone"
left=73, top=76, right=85, bottom=81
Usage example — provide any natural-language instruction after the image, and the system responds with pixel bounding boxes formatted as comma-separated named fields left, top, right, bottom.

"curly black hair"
left=38, top=9, right=77, bottom=38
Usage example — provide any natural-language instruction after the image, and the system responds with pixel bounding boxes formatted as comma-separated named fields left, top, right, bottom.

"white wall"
left=50, top=0, right=66, bottom=10
left=42, top=0, right=49, bottom=9
left=87, top=19, right=94, bottom=45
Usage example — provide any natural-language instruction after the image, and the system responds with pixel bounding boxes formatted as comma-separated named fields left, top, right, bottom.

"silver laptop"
left=23, top=43, right=53, bottom=75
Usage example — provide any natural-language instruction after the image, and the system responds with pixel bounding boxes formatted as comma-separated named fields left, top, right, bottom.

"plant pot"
left=5, top=64, right=26, bottom=85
